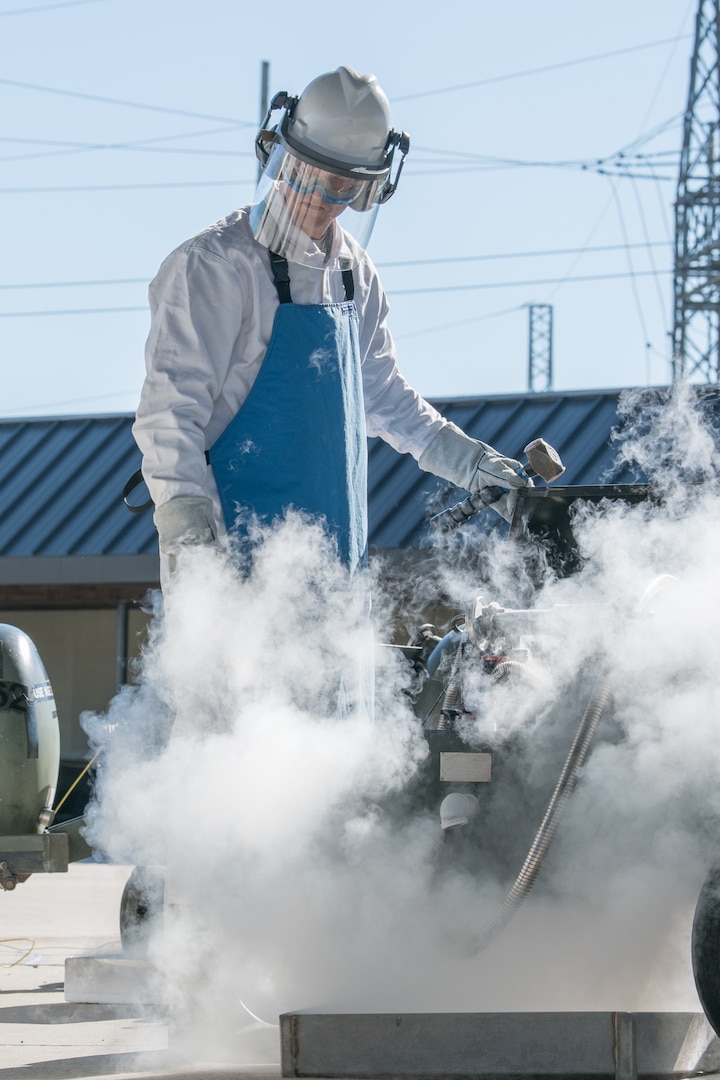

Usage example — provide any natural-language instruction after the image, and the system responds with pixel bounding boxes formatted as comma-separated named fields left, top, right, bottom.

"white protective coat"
left=133, top=207, right=449, bottom=540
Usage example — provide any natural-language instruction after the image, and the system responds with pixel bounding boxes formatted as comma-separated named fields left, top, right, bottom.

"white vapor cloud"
left=82, top=385, right=720, bottom=1065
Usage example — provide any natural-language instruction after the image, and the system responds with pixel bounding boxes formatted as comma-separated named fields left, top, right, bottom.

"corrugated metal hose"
left=467, top=671, right=614, bottom=955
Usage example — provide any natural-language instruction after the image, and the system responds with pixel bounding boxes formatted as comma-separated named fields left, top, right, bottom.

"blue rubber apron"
left=207, top=253, right=368, bottom=571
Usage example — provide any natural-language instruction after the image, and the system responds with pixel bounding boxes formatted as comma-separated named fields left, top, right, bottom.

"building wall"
left=0, top=607, right=151, bottom=763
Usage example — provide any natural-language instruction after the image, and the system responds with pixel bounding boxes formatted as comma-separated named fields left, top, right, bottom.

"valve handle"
left=430, top=438, right=564, bottom=533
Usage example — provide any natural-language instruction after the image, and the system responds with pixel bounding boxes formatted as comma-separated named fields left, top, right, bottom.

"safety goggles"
left=281, top=158, right=381, bottom=210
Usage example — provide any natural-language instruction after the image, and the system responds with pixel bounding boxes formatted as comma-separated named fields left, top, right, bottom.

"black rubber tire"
left=692, top=863, right=720, bottom=1037
left=119, top=865, right=165, bottom=957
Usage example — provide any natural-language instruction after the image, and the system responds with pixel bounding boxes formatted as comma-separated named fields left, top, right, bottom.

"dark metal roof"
left=0, top=388, right=681, bottom=565
left=0, top=414, right=156, bottom=559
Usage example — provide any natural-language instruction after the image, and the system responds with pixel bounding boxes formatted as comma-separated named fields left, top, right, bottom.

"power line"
left=591, top=170, right=677, bottom=181
left=0, top=268, right=673, bottom=315
left=415, top=158, right=679, bottom=180
left=0, top=150, right=680, bottom=180
left=397, top=151, right=680, bottom=181
left=604, top=112, right=685, bottom=158
left=0, top=306, right=147, bottom=317
left=634, top=0, right=695, bottom=133
left=543, top=188, right=616, bottom=307
left=0, top=242, right=673, bottom=291
left=0, top=138, right=251, bottom=166
left=395, top=304, right=526, bottom=342
left=0, top=123, right=245, bottom=151
left=378, top=241, right=671, bottom=269
left=0, top=33, right=689, bottom=124
left=0, top=178, right=247, bottom=194
left=0, top=102, right=681, bottom=176
left=0, top=278, right=148, bottom=290
left=407, top=113, right=683, bottom=178
left=0, top=76, right=249, bottom=125
left=0, top=0, right=107, bottom=14
left=630, top=174, right=670, bottom=331
left=0, top=39, right=687, bottom=172
left=0, top=122, right=252, bottom=166
left=534, top=29, right=683, bottom=323
left=394, top=34, right=692, bottom=101
left=607, top=176, right=653, bottom=355
left=389, top=269, right=672, bottom=297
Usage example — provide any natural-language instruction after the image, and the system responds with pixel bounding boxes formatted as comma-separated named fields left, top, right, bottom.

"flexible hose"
left=467, top=671, right=613, bottom=955
left=438, top=643, right=465, bottom=729
left=490, top=660, right=530, bottom=684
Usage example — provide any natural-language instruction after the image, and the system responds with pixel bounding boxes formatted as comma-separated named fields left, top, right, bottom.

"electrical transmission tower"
left=672, top=0, right=720, bottom=383
left=528, top=304, right=553, bottom=392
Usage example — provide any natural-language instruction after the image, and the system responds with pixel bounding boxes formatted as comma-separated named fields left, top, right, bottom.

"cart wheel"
left=692, top=863, right=720, bottom=1036
left=119, top=865, right=165, bottom=957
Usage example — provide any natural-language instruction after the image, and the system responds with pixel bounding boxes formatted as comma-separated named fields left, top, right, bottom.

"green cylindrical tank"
left=0, top=624, right=60, bottom=835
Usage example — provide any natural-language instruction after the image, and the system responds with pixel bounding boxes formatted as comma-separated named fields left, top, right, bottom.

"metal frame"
left=528, top=304, right=554, bottom=392
left=672, top=0, right=720, bottom=382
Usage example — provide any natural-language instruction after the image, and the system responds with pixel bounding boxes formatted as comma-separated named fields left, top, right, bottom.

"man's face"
left=281, top=159, right=365, bottom=240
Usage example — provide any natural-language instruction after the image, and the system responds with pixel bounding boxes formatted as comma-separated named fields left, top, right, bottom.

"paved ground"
left=3, top=863, right=720, bottom=1080
left=0, top=862, right=283, bottom=1079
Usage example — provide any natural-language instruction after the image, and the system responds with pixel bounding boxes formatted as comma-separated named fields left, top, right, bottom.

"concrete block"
left=279, top=1010, right=720, bottom=1079
left=64, top=953, right=164, bottom=1005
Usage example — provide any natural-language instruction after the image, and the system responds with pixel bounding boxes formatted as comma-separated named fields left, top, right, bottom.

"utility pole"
left=672, top=0, right=720, bottom=383
left=528, top=304, right=553, bottom=392
left=258, top=60, right=270, bottom=184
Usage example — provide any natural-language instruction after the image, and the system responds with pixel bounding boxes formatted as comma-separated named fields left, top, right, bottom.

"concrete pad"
left=4, top=863, right=720, bottom=1080
left=0, top=862, right=288, bottom=1078
left=279, top=1010, right=720, bottom=1079
left=0, top=863, right=168, bottom=1077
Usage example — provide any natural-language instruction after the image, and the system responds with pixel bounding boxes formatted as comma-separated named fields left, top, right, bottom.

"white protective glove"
left=153, top=495, right=218, bottom=576
left=418, top=423, right=533, bottom=522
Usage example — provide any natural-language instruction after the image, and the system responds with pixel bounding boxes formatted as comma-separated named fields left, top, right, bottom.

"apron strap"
left=269, top=252, right=356, bottom=304
left=269, top=251, right=292, bottom=303
left=341, top=268, right=355, bottom=301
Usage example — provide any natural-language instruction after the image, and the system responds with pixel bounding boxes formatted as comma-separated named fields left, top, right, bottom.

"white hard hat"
left=256, top=66, right=409, bottom=194
left=285, top=66, right=393, bottom=175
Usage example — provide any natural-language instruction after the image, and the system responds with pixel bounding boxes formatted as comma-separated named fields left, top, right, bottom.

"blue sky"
left=0, top=0, right=699, bottom=417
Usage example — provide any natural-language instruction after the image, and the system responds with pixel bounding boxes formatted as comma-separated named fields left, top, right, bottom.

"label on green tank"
left=0, top=680, right=54, bottom=711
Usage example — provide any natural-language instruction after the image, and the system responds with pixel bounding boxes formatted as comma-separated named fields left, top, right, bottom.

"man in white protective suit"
left=133, top=66, right=532, bottom=584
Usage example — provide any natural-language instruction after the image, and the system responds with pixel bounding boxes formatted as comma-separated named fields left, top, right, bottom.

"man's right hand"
left=418, top=423, right=532, bottom=521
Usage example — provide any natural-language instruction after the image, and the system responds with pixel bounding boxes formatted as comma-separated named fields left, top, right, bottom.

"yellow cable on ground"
left=0, top=939, right=35, bottom=967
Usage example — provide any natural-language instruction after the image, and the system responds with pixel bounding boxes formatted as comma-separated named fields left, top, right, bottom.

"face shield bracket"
left=255, top=92, right=298, bottom=168
left=377, top=130, right=410, bottom=204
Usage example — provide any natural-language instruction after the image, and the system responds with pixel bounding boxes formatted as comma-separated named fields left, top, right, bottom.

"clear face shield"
left=249, top=143, right=384, bottom=269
